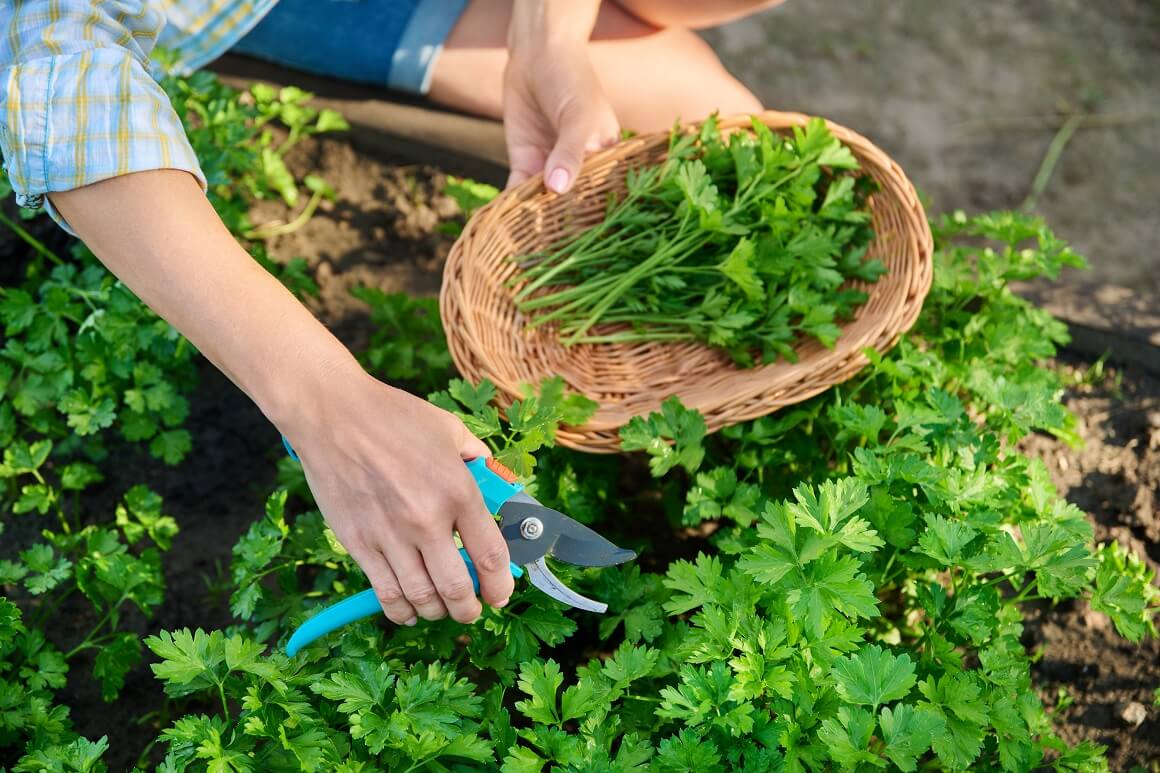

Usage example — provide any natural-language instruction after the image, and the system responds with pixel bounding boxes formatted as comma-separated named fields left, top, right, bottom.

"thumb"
left=543, top=101, right=619, bottom=194
left=457, top=425, right=491, bottom=460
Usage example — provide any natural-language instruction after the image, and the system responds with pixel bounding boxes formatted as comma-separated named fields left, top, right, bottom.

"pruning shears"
left=280, top=438, right=636, bottom=657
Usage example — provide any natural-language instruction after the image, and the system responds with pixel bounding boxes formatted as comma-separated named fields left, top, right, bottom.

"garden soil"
left=1021, top=356, right=1160, bottom=770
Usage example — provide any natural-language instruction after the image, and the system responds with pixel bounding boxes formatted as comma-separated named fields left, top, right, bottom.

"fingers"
left=386, top=544, right=450, bottom=622
left=458, top=434, right=491, bottom=463
left=543, top=100, right=620, bottom=194
left=420, top=539, right=483, bottom=624
left=457, top=508, right=514, bottom=608
left=506, top=143, right=547, bottom=190
left=352, top=545, right=418, bottom=626
left=451, top=418, right=514, bottom=606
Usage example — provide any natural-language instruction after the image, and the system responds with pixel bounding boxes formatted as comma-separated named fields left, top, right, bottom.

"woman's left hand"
left=503, top=1, right=620, bottom=193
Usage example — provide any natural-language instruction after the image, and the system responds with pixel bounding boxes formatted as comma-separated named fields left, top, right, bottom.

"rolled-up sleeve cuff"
left=0, top=48, right=206, bottom=236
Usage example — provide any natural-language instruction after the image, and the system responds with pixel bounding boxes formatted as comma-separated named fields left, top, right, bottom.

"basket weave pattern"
left=440, top=111, right=933, bottom=452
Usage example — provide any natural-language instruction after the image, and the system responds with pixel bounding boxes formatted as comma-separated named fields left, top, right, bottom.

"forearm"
left=509, top=0, right=601, bottom=52
left=48, top=170, right=358, bottom=430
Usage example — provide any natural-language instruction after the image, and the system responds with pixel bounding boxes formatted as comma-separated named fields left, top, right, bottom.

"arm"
left=503, top=0, right=621, bottom=190
left=2, top=2, right=513, bottom=625
left=50, top=172, right=515, bottom=624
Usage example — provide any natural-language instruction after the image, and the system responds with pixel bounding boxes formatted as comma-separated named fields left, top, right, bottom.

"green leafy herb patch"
left=512, top=116, right=884, bottom=365
left=131, top=212, right=1152, bottom=771
left=0, top=68, right=349, bottom=770
left=2, top=67, right=1157, bottom=771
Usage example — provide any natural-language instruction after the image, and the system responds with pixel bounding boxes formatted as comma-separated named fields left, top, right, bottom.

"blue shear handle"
left=285, top=547, right=525, bottom=657
left=285, top=588, right=380, bottom=657
left=464, top=456, right=524, bottom=513
left=279, top=437, right=527, bottom=656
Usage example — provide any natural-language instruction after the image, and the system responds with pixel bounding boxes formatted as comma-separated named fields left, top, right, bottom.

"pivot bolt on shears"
left=280, top=437, right=637, bottom=656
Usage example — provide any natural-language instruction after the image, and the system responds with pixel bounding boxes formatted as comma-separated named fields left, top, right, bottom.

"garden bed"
left=1023, top=354, right=1160, bottom=770
left=3, top=90, right=1158, bottom=768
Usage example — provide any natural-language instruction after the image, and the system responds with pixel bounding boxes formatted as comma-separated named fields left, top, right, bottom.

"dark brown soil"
left=1021, top=356, right=1160, bottom=770
left=246, top=135, right=462, bottom=334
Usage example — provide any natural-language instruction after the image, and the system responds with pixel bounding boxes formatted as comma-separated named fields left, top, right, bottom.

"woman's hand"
left=504, top=0, right=620, bottom=192
left=283, top=364, right=515, bottom=626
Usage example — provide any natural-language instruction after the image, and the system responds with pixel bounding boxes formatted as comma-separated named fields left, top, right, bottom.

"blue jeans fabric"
left=230, top=0, right=470, bottom=95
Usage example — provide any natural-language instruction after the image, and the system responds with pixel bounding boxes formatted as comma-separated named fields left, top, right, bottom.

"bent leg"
left=429, top=0, right=762, bottom=134
left=613, top=0, right=786, bottom=30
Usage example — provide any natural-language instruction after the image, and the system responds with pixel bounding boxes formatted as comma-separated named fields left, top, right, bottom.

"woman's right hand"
left=280, top=361, right=515, bottom=626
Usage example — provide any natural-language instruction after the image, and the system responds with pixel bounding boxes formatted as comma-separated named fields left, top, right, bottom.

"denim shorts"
left=230, top=0, right=470, bottom=95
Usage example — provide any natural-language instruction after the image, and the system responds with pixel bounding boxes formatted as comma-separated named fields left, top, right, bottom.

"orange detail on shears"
left=485, top=456, right=519, bottom=484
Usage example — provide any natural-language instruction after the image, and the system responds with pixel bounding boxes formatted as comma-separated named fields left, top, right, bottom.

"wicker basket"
left=440, top=111, right=933, bottom=453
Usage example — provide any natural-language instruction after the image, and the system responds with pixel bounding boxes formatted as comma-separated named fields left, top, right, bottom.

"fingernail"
left=403, top=617, right=417, bottom=627
left=494, top=597, right=510, bottom=609
left=547, top=168, right=570, bottom=193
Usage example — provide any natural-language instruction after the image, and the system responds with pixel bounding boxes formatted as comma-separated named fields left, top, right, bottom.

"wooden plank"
left=208, top=54, right=508, bottom=185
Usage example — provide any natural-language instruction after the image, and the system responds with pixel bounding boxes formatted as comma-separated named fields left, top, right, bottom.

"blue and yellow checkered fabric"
left=0, top=1, right=275, bottom=228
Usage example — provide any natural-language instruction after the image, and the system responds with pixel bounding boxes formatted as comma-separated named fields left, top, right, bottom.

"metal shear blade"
left=497, top=492, right=636, bottom=611
left=525, top=558, right=607, bottom=613
left=498, top=493, right=637, bottom=567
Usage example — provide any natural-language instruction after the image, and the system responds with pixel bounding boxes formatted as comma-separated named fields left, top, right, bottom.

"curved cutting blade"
left=524, top=558, right=607, bottom=613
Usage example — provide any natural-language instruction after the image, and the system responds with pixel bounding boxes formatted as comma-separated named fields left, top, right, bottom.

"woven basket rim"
left=440, top=110, right=933, bottom=452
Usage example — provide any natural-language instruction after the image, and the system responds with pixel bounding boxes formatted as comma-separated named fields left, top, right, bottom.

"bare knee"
left=615, top=0, right=787, bottom=30
left=594, top=27, right=762, bottom=132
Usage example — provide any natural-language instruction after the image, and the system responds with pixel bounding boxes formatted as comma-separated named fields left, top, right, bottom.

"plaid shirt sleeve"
left=0, top=1, right=207, bottom=234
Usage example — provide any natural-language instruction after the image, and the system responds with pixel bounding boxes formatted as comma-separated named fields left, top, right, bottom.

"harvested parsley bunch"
left=513, top=115, right=886, bottom=366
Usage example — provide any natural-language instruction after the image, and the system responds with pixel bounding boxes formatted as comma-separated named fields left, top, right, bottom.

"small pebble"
left=1119, top=701, right=1147, bottom=728
left=1081, top=607, right=1109, bottom=632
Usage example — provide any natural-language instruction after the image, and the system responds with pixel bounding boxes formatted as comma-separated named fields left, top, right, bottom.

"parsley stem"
left=567, top=330, right=695, bottom=345
left=1011, top=581, right=1039, bottom=605
left=33, top=591, right=69, bottom=630
left=980, top=573, right=1018, bottom=590
left=0, top=208, right=63, bottom=267
left=562, top=229, right=706, bottom=344
left=65, top=600, right=123, bottom=659
left=275, top=127, right=303, bottom=158
left=243, top=188, right=325, bottom=240
left=518, top=273, right=625, bottom=312
left=246, top=559, right=310, bottom=584
left=878, top=550, right=898, bottom=585
left=403, top=755, right=437, bottom=773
